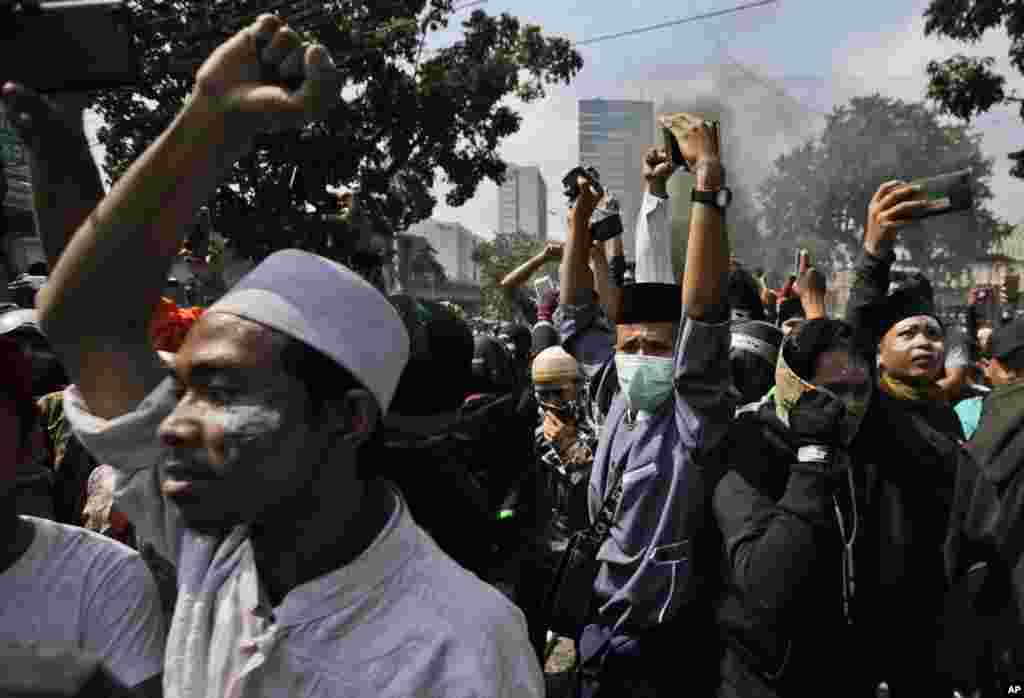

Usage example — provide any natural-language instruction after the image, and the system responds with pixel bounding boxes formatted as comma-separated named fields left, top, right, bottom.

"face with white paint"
left=158, top=312, right=345, bottom=534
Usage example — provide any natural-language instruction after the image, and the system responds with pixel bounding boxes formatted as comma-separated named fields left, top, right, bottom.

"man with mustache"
left=35, top=16, right=541, bottom=698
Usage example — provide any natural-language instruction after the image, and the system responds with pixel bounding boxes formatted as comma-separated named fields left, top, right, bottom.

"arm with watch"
left=659, top=115, right=735, bottom=439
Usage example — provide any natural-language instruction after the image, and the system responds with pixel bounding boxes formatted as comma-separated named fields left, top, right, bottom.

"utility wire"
left=577, top=0, right=779, bottom=46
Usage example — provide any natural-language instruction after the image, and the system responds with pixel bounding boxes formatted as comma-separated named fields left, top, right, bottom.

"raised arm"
left=604, top=236, right=625, bottom=324
left=500, top=243, right=560, bottom=293
left=559, top=177, right=600, bottom=306
left=0, top=86, right=104, bottom=270
left=633, top=147, right=676, bottom=285
left=35, top=16, right=341, bottom=419
left=798, top=267, right=828, bottom=320
left=589, top=241, right=615, bottom=321
left=847, top=181, right=930, bottom=343
left=676, top=123, right=729, bottom=321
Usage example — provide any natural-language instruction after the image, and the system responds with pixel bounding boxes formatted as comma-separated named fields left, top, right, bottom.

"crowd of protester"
left=3, top=14, right=1024, bottom=698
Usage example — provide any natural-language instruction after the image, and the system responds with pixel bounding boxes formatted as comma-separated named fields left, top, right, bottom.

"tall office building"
left=498, top=165, right=547, bottom=240
left=578, top=99, right=655, bottom=260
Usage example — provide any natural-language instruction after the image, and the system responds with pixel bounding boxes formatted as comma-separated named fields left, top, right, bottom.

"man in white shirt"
left=34, top=15, right=542, bottom=698
left=0, top=338, right=165, bottom=696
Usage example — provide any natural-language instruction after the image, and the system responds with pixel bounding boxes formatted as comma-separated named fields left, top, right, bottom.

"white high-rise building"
left=578, top=99, right=655, bottom=260
left=498, top=165, right=547, bottom=240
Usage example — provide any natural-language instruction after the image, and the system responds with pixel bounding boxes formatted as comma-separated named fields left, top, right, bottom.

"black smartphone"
left=908, top=169, right=974, bottom=220
left=663, top=127, right=686, bottom=169
left=0, top=1, right=141, bottom=92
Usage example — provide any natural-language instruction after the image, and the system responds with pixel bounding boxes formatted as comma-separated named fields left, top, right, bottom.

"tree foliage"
left=93, top=0, right=582, bottom=268
left=924, top=1, right=1024, bottom=177
left=471, top=231, right=552, bottom=320
left=757, top=94, right=1005, bottom=279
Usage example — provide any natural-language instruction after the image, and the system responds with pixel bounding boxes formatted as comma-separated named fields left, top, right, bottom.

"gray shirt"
left=585, top=311, right=734, bottom=634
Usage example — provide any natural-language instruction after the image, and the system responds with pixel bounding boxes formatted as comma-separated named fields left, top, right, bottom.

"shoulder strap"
left=591, top=457, right=627, bottom=539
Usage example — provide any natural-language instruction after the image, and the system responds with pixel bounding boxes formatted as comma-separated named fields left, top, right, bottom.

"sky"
left=82, top=0, right=1024, bottom=242
left=422, top=0, right=1024, bottom=241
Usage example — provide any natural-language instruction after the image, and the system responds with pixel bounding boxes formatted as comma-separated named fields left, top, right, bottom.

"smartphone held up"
left=561, top=165, right=624, bottom=242
left=906, top=169, right=974, bottom=221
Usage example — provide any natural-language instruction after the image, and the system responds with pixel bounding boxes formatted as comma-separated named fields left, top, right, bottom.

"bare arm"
left=0, top=86, right=104, bottom=270
left=681, top=148, right=729, bottom=319
left=589, top=242, right=614, bottom=319
left=36, top=16, right=341, bottom=419
left=500, top=243, right=559, bottom=293
left=559, top=179, right=600, bottom=306
left=798, top=268, right=828, bottom=320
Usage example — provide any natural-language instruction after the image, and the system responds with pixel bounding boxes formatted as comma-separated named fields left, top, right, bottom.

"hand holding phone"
left=658, top=112, right=721, bottom=171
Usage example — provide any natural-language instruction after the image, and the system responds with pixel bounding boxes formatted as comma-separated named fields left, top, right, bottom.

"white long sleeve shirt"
left=633, top=191, right=675, bottom=285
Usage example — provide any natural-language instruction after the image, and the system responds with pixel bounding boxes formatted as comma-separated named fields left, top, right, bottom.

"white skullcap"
left=208, top=250, right=410, bottom=413
left=532, top=345, right=579, bottom=386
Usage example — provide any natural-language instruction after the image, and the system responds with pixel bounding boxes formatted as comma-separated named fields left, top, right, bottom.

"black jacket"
left=943, top=381, right=1024, bottom=696
left=714, top=391, right=974, bottom=698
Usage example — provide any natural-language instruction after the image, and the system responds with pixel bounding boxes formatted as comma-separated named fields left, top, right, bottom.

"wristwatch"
left=691, top=187, right=732, bottom=211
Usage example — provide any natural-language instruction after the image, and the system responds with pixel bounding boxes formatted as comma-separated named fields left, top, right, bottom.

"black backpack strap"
left=591, top=457, right=627, bottom=539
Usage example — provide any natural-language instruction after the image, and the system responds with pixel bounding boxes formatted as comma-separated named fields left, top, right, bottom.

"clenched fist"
left=191, top=14, right=342, bottom=139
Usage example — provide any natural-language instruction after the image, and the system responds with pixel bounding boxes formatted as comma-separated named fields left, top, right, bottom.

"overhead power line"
left=577, top=0, right=779, bottom=46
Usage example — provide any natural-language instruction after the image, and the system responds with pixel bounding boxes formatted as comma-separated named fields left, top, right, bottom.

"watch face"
left=716, top=188, right=732, bottom=208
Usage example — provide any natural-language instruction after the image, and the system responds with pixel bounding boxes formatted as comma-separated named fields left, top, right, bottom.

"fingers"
left=877, top=183, right=918, bottom=212
left=262, top=26, right=301, bottom=66
left=284, top=45, right=341, bottom=119
left=882, top=199, right=930, bottom=224
left=249, top=13, right=284, bottom=49
left=872, top=180, right=905, bottom=204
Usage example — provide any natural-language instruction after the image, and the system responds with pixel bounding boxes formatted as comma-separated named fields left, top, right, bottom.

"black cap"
left=619, top=283, right=682, bottom=325
left=991, top=318, right=1024, bottom=360
left=869, top=273, right=940, bottom=343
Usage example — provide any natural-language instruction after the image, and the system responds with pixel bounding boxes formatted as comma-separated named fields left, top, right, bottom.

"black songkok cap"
left=618, top=283, right=682, bottom=325
left=869, top=273, right=940, bottom=343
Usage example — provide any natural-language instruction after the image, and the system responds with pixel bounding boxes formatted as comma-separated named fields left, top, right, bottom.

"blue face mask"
left=614, top=354, right=675, bottom=413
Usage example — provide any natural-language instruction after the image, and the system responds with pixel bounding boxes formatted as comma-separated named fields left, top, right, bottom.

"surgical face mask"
left=614, top=354, right=675, bottom=413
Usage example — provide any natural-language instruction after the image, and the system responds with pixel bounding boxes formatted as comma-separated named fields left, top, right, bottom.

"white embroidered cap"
left=208, top=249, right=410, bottom=413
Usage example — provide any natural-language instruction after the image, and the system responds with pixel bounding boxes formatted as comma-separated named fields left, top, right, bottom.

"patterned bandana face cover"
left=773, top=339, right=872, bottom=448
